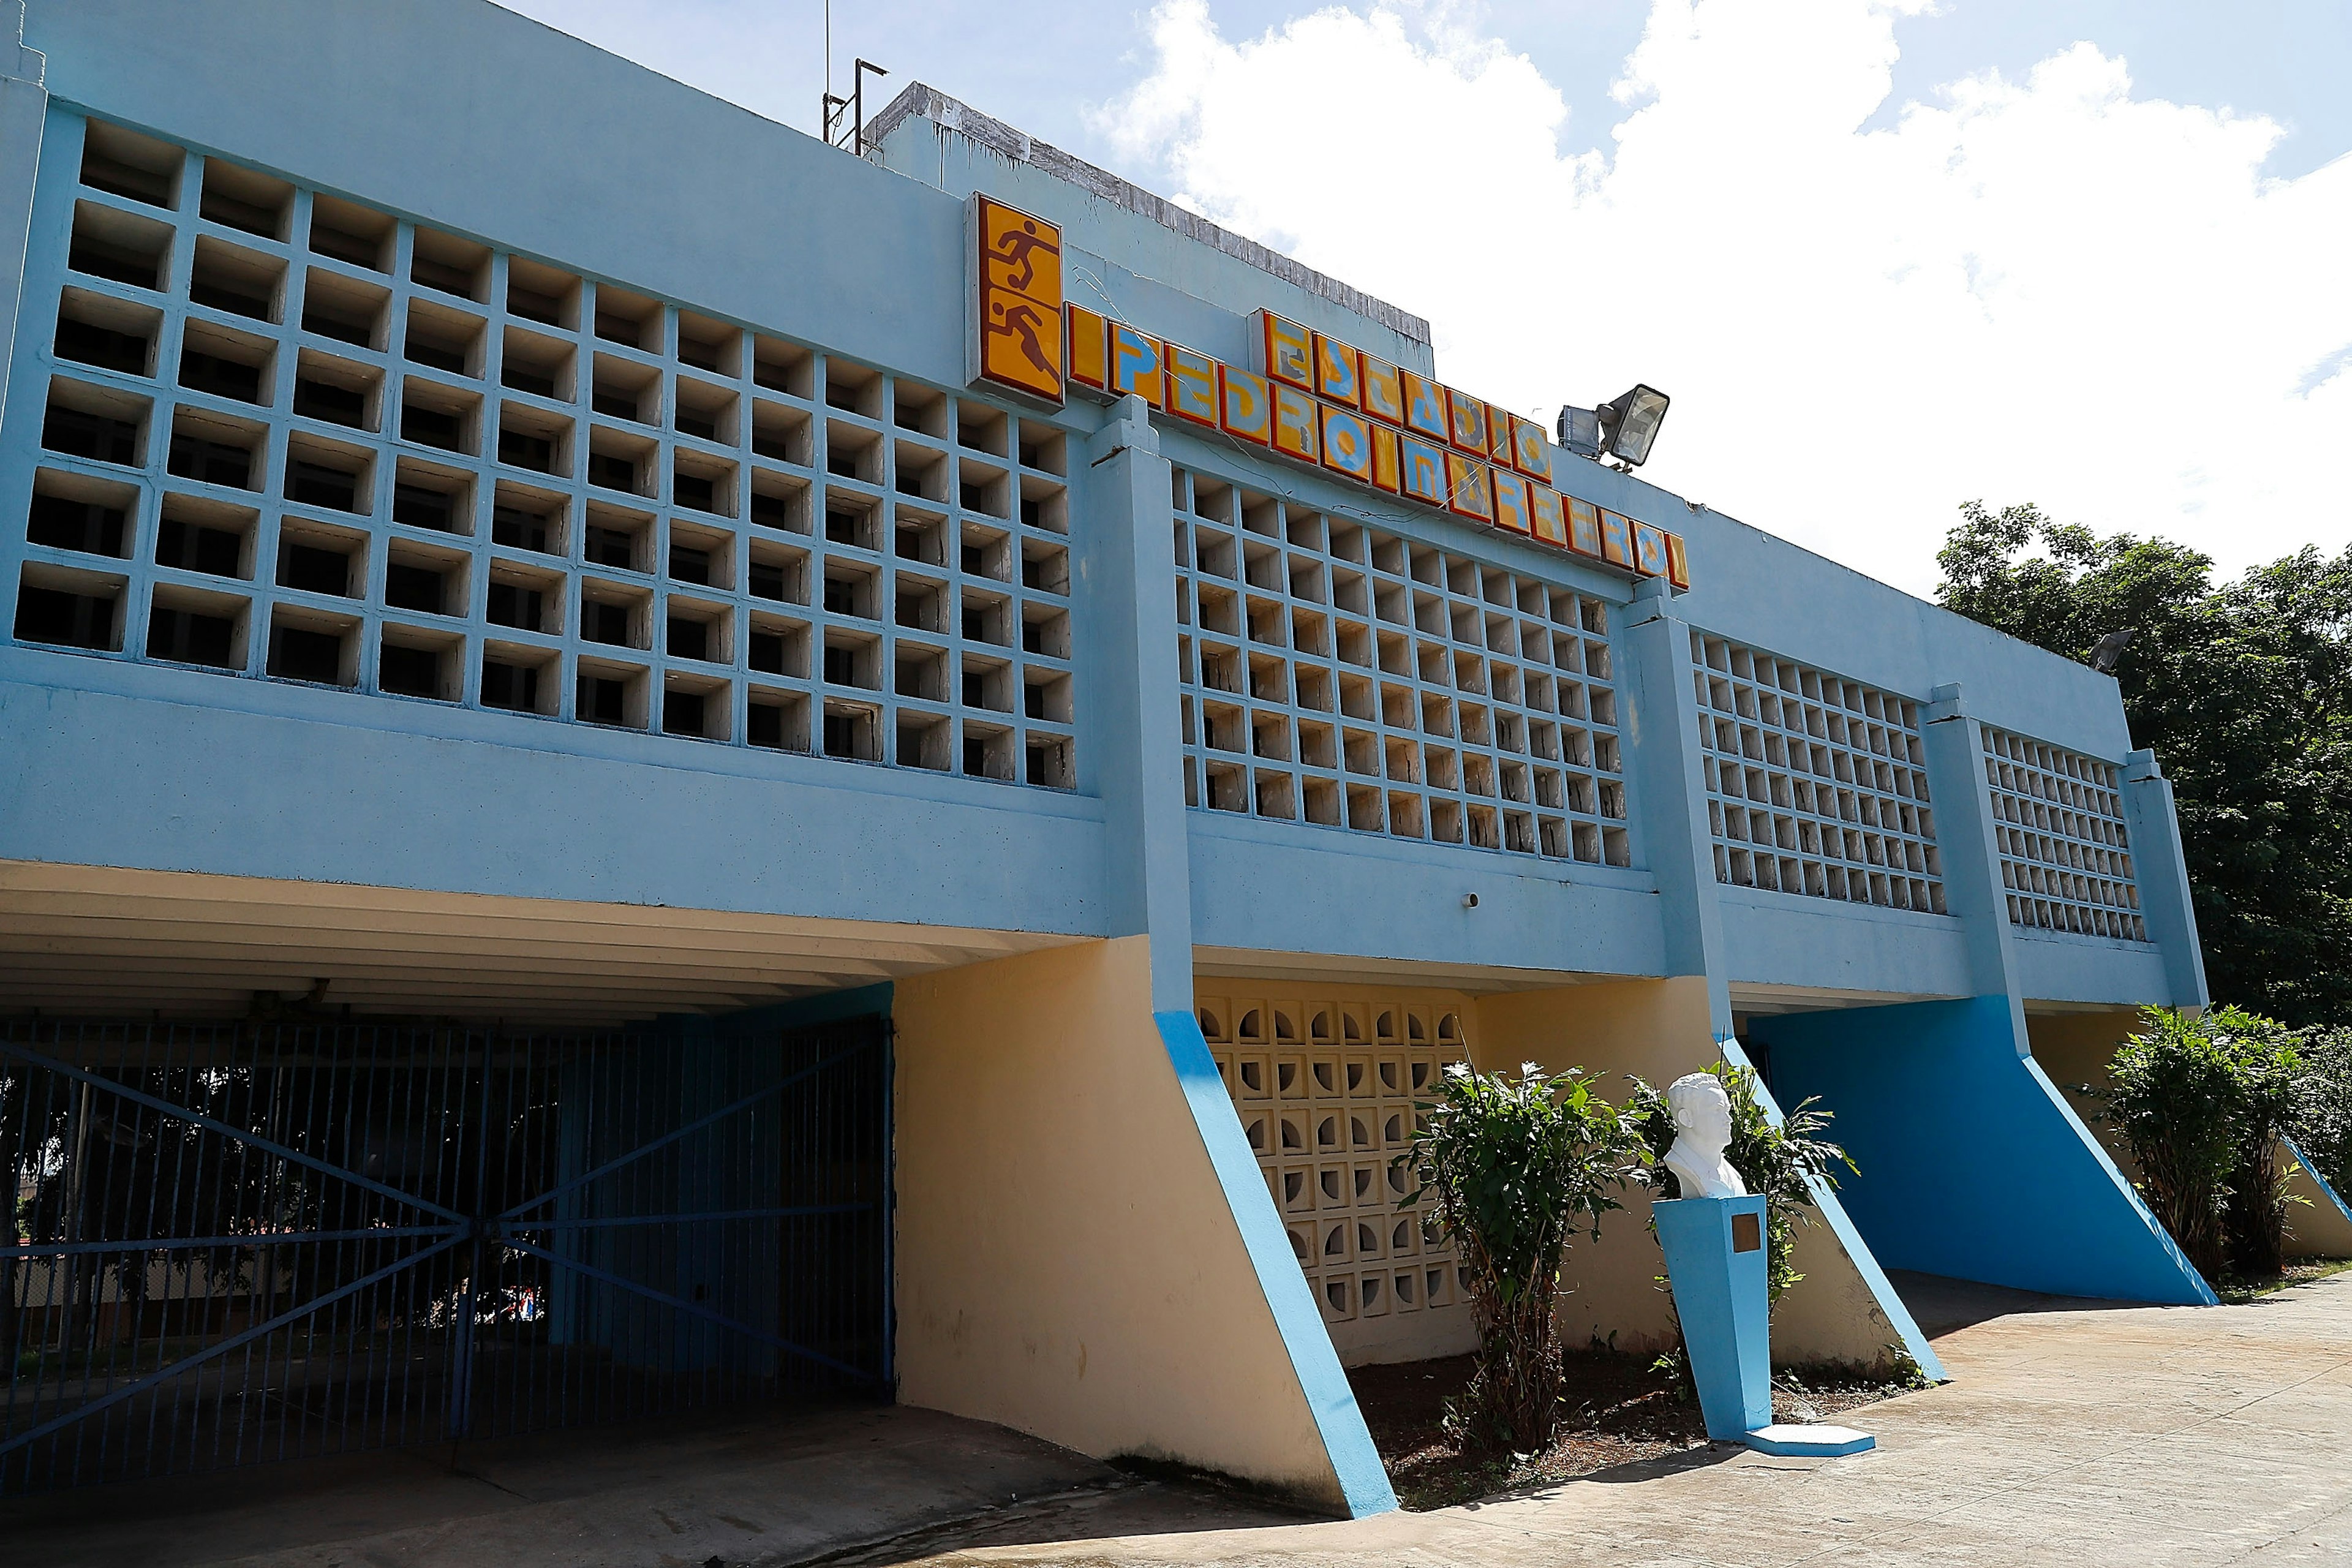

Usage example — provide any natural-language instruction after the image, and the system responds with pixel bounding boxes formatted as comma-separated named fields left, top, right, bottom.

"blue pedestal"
left=1654, top=1194, right=1876, bottom=1458
left=1653, top=1195, right=1773, bottom=1441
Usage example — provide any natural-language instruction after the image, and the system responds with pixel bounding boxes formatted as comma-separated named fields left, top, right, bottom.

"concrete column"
left=897, top=396, right=1396, bottom=1515
left=1080, top=393, right=1193, bottom=1011
left=1619, top=576, right=1733, bottom=1038
left=2122, top=748, right=2209, bottom=1009
left=1919, top=682, right=2029, bottom=1049
left=0, top=13, right=50, bottom=431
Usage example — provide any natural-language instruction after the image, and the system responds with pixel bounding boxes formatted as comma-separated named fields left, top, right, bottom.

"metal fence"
left=0, top=1016, right=891, bottom=1493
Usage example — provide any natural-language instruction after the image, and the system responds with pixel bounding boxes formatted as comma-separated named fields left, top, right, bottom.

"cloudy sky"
left=497, top=1, right=2351, bottom=597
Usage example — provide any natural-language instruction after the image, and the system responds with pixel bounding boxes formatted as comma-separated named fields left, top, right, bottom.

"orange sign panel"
left=1065, top=304, right=1107, bottom=390
left=975, top=197, right=1063, bottom=402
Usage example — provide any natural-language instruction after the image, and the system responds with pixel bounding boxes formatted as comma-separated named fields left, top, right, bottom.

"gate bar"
left=499, top=1041, right=873, bottom=1221
left=0, top=1235, right=468, bottom=1462
left=3, top=1225, right=461, bottom=1261
left=499, top=1236, right=873, bottom=1381
left=0, top=1040, right=467, bottom=1221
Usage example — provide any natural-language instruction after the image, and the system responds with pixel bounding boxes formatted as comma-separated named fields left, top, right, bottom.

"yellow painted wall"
left=2027, top=1009, right=2147, bottom=1183
left=2282, top=1153, right=2352, bottom=1259
left=892, top=937, right=1346, bottom=1509
left=1477, top=978, right=1915, bottom=1370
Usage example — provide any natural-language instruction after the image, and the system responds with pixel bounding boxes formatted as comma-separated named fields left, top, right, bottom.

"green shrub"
left=2107, top=1011, right=2242, bottom=1278
left=2212, top=1008, right=2306, bottom=1279
left=2107, top=1007, right=2307, bottom=1281
left=1625, top=1061, right=1853, bottom=1308
left=1395, top=1061, right=1642, bottom=1453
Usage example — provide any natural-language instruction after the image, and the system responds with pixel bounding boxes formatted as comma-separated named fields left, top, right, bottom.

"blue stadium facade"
left=0, top=0, right=2217, bottom=1515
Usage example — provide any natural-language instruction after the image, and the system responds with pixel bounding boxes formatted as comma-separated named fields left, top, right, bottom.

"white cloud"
left=1095, top=0, right=2352, bottom=594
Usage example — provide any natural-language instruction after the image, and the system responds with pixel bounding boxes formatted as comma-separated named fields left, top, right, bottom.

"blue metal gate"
left=0, top=1015, right=891, bottom=1493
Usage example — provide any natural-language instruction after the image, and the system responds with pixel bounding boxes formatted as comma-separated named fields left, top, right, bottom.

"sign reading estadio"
left=967, top=195, right=1688, bottom=593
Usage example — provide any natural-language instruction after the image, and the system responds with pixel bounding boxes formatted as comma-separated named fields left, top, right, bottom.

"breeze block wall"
left=1199, top=981, right=1481, bottom=1366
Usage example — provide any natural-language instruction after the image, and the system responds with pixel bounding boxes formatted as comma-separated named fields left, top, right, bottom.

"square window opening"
left=308, top=195, right=393, bottom=272
left=266, top=604, right=358, bottom=685
left=28, top=468, right=138, bottom=560
left=199, top=158, right=292, bottom=240
left=15, top=564, right=126, bottom=652
left=44, top=377, right=149, bottom=469
left=148, top=583, right=249, bottom=670
left=55, top=287, right=161, bottom=379
left=80, top=121, right=181, bottom=208
left=68, top=200, right=171, bottom=292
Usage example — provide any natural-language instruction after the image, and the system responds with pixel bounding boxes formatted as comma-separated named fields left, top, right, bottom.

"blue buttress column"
left=1749, top=685, right=2215, bottom=1305
left=2122, top=748, right=2209, bottom=1009
left=1623, top=581, right=1943, bottom=1374
left=1085, top=393, right=1396, bottom=1517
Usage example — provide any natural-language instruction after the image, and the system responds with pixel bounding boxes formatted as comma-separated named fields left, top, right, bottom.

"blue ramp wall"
left=1752, top=997, right=2214, bottom=1306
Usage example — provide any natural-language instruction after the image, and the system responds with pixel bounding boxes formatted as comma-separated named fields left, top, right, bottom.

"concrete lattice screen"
left=1170, top=463, right=1633, bottom=866
left=22, top=118, right=1080, bottom=790
left=1200, top=989, right=1476, bottom=1363
left=1980, top=727, right=2149, bottom=941
left=1691, top=631, right=1947, bottom=914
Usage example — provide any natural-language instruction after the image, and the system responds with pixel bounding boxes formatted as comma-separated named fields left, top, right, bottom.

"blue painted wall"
left=1752, top=996, right=2215, bottom=1305
left=1188, top=811, right=1667, bottom=979
left=0, top=667, right=1109, bottom=933
left=1717, top=886, right=1975, bottom=1000
left=0, top=0, right=2202, bottom=1011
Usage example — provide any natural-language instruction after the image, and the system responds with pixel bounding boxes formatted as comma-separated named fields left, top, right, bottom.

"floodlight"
left=1555, top=404, right=1600, bottom=459
left=1596, top=385, right=1670, bottom=467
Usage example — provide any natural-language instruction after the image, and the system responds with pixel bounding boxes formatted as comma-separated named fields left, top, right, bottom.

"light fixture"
left=1555, top=405, right=1600, bottom=459
left=1596, top=384, right=1670, bottom=467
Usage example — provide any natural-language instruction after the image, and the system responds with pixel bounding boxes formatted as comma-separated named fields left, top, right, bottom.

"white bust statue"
left=1664, top=1072, right=1748, bottom=1199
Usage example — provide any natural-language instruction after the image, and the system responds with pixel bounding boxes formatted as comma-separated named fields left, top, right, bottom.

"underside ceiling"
left=0, top=860, right=1079, bottom=1025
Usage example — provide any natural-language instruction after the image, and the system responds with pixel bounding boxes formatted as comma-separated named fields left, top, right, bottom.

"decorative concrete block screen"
left=1172, top=464, right=1631, bottom=865
left=1691, top=631, right=1945, bottom=913
left=1198, top=989, right=1474, bottom=1361
left=15, top=119, right=1076, bottom=788
left=1980, top=726, right=2147, bottom=940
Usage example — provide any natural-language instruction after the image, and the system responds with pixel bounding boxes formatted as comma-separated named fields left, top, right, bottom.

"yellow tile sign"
left=997, top=224, right=1691, bottom=590
left=973, top=195, right=1063, bottom=402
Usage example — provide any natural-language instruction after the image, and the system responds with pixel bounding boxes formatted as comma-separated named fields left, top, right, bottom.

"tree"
left=1395, top=1062, right=1642, bottom=1453
left=1937, top=503, right=2352, bottom=1028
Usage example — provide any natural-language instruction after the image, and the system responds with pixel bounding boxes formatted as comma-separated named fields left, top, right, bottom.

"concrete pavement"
left=4, top=1271, right=2346, bottom=1566
left=886, top=1270, right=2352, bottom=1567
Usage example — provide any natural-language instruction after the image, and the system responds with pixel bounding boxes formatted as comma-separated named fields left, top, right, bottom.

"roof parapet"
left=867, top=83, right=1431, bottom=347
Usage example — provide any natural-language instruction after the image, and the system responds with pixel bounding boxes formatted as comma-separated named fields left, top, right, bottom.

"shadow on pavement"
left=1887, top=1269, right=2147, bottom=1338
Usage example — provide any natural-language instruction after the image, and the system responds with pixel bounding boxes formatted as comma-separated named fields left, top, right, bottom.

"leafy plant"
left=1395, top=1061, right=1642, bottom=1453
left=2211, top=1008, right=2307, bottom=1279
left=1624, top=1061, right=1853, bottom=1308
left=2105, top=1007, right=2310, bottom=1281
left=2106, top=1010, right=2241, bottom=1278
